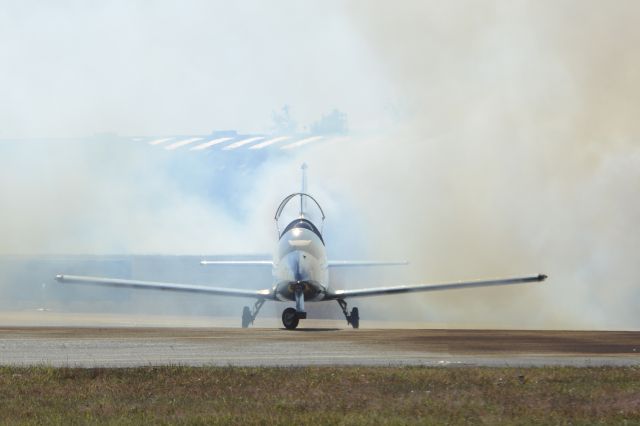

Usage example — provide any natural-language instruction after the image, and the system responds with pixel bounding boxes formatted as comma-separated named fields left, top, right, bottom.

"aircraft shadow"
left=279, top=328, right=342, bottom=332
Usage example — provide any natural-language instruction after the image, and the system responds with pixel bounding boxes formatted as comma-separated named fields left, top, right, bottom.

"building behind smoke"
left=0, top=118, right=353, bottom=322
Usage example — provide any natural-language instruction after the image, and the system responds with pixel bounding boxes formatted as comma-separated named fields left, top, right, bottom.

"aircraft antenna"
left=300, top=163, right=308, bottom=217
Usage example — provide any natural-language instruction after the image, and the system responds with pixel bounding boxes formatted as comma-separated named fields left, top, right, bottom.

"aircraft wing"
left=201, top=260, right=406, bottom=267
left=328, top=260, right=408, bottom=267
left=56, top=274, right=273, bottom=299
left=200, top=260, right=273, bottom=266
left=327, top=274, right=547, bottom=299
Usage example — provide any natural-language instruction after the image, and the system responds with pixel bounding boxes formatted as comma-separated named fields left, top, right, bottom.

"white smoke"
left=274, top=1, right=640, bottom=330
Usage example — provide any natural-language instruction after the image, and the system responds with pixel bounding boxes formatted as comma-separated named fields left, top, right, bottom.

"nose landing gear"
left=281, top=283, right=307, bottom=330
left=282, top=307, right=300, bottom=330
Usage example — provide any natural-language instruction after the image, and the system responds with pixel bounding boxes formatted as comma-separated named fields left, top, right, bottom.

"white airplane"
left=56, top=164, right=547, bottom=329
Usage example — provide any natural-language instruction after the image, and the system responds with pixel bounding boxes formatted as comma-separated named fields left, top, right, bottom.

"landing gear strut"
left=337, top=299, right=359, bottom=329
left=241, top=299, right=265, bottom=328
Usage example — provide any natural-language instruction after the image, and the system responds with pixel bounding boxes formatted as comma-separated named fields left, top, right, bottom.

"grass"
left=0, top=366, right=638, bottom=425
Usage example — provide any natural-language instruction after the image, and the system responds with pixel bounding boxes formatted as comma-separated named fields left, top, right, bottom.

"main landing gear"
left=241, top=299, right=265, bottom=328
left=337, top=299, right=359, bottom=329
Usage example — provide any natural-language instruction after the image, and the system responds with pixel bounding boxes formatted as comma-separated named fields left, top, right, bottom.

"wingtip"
left=538, top=274, right=548, bottom=281
left=55, top=274, right=64, bottom=282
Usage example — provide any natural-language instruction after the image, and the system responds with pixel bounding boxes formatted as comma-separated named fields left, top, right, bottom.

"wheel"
left=242, top=306, right=252, bottom=328
left=282, top=307, right=299, bottom=330
left=350, top=307, right=359, bottom=329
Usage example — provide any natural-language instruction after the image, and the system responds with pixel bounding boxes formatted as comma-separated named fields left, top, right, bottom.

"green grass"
left=0, top=366, right=638, bottom=425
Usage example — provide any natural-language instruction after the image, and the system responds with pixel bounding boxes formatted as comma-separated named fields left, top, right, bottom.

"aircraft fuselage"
left=273, top=218, right=328, bottom=302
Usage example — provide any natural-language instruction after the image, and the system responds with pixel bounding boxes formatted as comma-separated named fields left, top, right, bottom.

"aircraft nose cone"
left=295, top=251, right=310, bottom=281
left=285, top=251, right=302, bottom=281
left=294, top=255, right=302, bottom=281
left=284, top=250, right=311, bottom=282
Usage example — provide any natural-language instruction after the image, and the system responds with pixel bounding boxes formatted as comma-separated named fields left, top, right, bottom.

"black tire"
left=350, top=307, right=360, bottom=329
left=242, top=306, right=252, bottom=328
left=282, top=307, right=299, bottom=330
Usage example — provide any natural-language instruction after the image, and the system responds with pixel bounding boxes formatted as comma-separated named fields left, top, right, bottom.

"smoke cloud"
left=286, top=1, right=640, bottom=330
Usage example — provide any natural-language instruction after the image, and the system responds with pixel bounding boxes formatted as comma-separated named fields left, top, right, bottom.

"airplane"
left=56, top=164, right=547, bottom=329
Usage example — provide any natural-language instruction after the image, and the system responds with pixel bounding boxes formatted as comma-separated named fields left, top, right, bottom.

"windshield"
left=275, top=193, right=325, bottom=235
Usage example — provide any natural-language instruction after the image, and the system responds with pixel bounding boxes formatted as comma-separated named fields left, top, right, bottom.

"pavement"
left=1, top=321, right=639, bottom=368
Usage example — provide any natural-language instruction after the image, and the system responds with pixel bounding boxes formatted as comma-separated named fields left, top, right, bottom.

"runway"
left=1, top=326, right=638, bottom=368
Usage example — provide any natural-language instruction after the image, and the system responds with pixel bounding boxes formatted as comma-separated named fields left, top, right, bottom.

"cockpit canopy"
left=275, top=192, right=325, bottom=237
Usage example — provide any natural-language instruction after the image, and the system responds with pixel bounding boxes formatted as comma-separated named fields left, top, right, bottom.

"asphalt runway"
left=1, top=326, right=639, bottom=368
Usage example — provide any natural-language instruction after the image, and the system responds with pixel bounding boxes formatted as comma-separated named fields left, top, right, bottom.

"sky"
left=0, top=0, right=395, bottom=137
left=0, top=1, right=639, bottom=329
